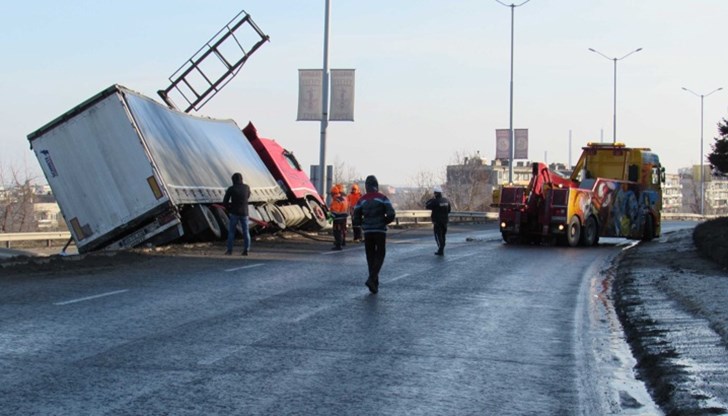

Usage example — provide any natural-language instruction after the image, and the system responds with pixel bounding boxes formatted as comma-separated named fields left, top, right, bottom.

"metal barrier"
left=0, top=213, right=712, bottom=246
left=394, top=211, right=497, bottom=226
left=0, top=231, right=72, bottom=248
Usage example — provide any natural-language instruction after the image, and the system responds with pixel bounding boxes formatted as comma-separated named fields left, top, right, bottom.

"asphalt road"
left=1, top=223, right=672, bottom=415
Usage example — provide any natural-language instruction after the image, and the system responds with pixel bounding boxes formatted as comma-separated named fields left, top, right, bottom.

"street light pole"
left=681, top=86, right=723, bottom=216
left=588, top=47, right=642, bottom=144
left=496, top=0, right=530, bottom=184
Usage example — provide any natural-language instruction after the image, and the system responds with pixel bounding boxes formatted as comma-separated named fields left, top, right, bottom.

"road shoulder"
left=615, top=229, right=728, bottom=415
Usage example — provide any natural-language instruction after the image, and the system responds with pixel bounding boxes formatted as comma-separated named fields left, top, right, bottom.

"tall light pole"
left=496, top=0, right=530, bottom=184
left=681, top=86, right=723, bottom=216
left=588, top=47, right=642, bottom=144
left=318, top=0, right=331, bottom=199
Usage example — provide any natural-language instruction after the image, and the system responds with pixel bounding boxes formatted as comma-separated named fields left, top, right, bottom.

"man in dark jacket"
left=223, top=172, right=251, bottom=255
left=352, top=175, right=396, bottom=294
left=425, top=186, right=451, bottom=256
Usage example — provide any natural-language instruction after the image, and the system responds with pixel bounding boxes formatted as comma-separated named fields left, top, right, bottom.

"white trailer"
left=28, top=85, right=310, bottom=253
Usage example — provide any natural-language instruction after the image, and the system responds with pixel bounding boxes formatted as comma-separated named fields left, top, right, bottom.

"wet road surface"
left=1, top=223, right=662, bottom=415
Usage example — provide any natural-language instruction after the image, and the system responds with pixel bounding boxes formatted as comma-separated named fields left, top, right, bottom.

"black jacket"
left=223, top=183, right=251, bottom=216
left=425, top=195, right=451, bottom=224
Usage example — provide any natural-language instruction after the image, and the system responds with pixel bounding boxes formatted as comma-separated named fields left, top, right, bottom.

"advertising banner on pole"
left=297, top=69, right=323, bottom=121
left=329, top=69, right=355, bottom=121
left=495, top=129, right=510, bottom=160
left=514, top=128, right=528, bottom=159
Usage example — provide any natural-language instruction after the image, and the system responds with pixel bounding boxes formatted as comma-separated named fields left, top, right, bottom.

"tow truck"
left=496, top=142, right=665, bottom=246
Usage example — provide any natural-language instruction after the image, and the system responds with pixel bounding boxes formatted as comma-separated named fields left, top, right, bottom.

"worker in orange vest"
left=347, top=183, right=362, bottom=242
left=329, top=184, right=348, bottom=250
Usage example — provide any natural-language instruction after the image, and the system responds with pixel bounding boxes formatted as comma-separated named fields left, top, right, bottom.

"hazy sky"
left=2, top=1, right=727, bottom=187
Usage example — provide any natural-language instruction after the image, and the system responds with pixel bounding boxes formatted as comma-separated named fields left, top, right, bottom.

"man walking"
left=223, top=172, right=251, bottom=256
left=425, top=186, right=451, bottom=256
left=352, top=175, right=396, bottom=294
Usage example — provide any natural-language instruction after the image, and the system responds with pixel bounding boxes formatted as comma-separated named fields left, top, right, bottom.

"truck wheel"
left=265, top=204, right=287, bottom=230
left=502, top=233, right=520, bottom=244
left=566, top=216, right=581, bottom=247
left=305, top=198, right=328, bottom=230
left=580, top=216, right=598, bottom=247
left=210, top=205, right=230, bottom=241
left=642, top=215, right=654, bottom=241
left=183, top=204, right=222, bottom=241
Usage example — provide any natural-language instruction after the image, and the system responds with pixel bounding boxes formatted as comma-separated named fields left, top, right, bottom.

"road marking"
left=224, top=263, right=264, bottom=272
left=197, top=345, right=241, bottom=365
left=54, top=289, right=129, bottom=306
left=445, top=252, right=479, bottom=262
left=387, top=273, right=410, bottom=283
left=321, top=249, right=350, bottom=255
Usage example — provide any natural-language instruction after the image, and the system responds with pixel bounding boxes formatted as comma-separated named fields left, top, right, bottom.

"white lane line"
left=321, top=249, right=349, bottom=255
left=387, top=273, right=410, bottom=283
left=54, top=289, right=129, bottom=306
left=224, top=263, right=264, bottom=272
left=445, top=252, right=479, bottom=262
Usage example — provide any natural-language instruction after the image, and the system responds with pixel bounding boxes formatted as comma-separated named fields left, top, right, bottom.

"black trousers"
left=333, top=219, right=346, bottom=247
left=433, top=222, right=447, bottom=253
left=364, top=232, right=387, bottom=284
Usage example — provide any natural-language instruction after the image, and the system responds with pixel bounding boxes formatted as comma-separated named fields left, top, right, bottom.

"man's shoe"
left=242, top=250, right=248, bottom=256
left=435, top=251, right=444, bottom=256
left=224, top=250, right=232, bottom=255
left=365, top=280, right=378, bottom=294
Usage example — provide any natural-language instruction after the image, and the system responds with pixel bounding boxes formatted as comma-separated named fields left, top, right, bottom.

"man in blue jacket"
left=352, top=175, right=396, bottom=294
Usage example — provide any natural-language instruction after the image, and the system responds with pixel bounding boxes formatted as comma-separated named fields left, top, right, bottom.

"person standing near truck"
left=223, top=172, right=251, bottom=256
left=329, top=184, right=348, bottom=250
left=347, top=183, right=363, bottom=242
left=352, top=175, right=396, bottom=294
left=425, top=186, right=451, bottom=256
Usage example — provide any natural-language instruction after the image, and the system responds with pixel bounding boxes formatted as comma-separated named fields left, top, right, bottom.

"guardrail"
left=0, top=231, right=72, bottom=248
left=0, top=213, right=715, bottom=247
left=394, top=211, right=498, bottom=226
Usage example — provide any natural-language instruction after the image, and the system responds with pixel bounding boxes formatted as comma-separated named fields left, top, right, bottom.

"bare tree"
left=445, top=151, right=494, bottom=211
left=396, top=169, right=443, bottom=210
left=332, top=156, right=362, bottom=188
left=0, top=164, right=38, bottom=232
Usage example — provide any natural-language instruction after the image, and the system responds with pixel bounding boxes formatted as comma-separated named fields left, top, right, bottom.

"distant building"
left=661, top=173, right=682, bottom=213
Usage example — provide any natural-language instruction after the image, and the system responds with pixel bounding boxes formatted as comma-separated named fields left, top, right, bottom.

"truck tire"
left=305, top=198, right=328, bottom=230
left=183, top=204, right=222, bottom=241
left=566, top=216, right=581, bottom=247
left=642, top=215, right=654, bottom=242
left=502, top=232, right=520, bottom=245
left=210, top=205, right=230, bottom=241
left=580, top=216, right=598, bottom=246
left=265, top=204, right=287, bottom=230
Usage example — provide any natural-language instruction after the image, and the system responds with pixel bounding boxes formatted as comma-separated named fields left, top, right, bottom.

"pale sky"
left=2, top=1, right=727, bottom=187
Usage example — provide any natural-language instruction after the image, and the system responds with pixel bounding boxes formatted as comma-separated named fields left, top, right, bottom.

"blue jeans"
left=227, top=214, right=250, bottom=253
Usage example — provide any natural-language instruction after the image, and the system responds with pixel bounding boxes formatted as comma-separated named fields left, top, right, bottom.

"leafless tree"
left=0, top=164, right=38, bottom=232
left=397, top=169, right=443, bottom=210
left=332, top=156, right=362, bottom=188
left=444, top=151, right=494, bottom=211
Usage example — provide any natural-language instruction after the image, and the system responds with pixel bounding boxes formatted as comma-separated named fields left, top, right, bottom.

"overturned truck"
left=27, top=85, right=328, bottom=253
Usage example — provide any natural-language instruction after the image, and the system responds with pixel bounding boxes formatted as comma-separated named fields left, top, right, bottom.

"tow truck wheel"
left=502, top=232, right=520, bottom=245
left=566, top=216, right=581, bottom=247
left=642, top=215, right=654, bottom=241
left=580, top=216, right=598, bottom=246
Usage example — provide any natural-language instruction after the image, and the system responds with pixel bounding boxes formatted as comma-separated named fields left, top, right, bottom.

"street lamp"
left=495, top=0, right=531, bottom=184
left=681, top=86, right=723, bottom=216
left=588, top=47, right=643, bottom=144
